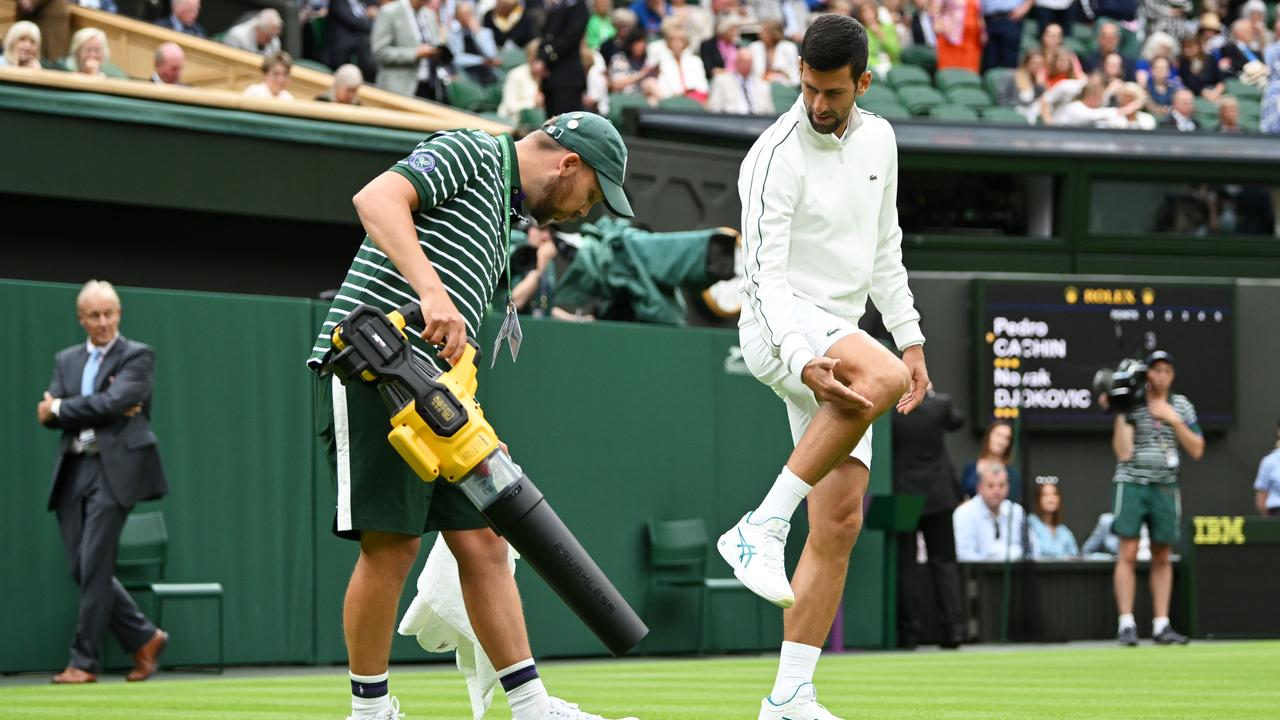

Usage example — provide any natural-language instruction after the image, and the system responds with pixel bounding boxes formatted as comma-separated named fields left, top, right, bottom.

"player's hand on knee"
left=802, top=357, right=873, bottom=410
left=419, top=290, right=467, bottom=365
left=896, top=345, right=930, bottom=414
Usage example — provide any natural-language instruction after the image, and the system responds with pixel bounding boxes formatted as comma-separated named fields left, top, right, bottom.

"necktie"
left=741, top=77, right=754, bottom=114
left=82, top=347, right=103, bottom=397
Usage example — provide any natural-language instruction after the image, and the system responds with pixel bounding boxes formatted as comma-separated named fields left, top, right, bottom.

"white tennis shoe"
left=758, top=684, right=842, bottom=720
left=544, top=696, right=639, bottom=719
left=717, top=512, right=795, bottom=608
left=345, top=696, right=404, bottom=720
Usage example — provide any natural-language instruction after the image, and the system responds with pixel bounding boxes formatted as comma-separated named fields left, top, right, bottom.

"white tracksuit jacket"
left=738, top=97, right=925, bottom=377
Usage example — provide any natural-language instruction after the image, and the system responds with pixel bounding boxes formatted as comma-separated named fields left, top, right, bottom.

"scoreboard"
left=973, top=279, right=1235, bottom=430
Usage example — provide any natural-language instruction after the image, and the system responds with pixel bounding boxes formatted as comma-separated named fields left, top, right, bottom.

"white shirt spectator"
left=749, top=37, right=799, bottom=85
left=497, top=62, right=539, bottom=122
left=656, top=46, right=708, bottom=98
left=954, top=495, right=1026, bottom=562
left=244, top=83, right=296, bottom=101
left=707, top=57, right=773, bottom=113
left=1055, top=100, right=1122, bottom=127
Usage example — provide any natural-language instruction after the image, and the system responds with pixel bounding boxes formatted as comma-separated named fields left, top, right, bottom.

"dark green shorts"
left=1111, top=481, right=1181, bottom=545
left=313, top=373, right=487, bottom=540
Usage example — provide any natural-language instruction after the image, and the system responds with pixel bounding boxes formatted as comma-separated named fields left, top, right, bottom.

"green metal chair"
left=982, top=106, right=1030, bottom=125
left=658, top=95, right=707, bottom=111
left=861, top=82, right=898, bottom=107
left=117, top=511, right=224, bottom=673
left=1195, top=113, right=1221, bottom=131
left=899, top=43, right=936, bottom=72
left=945, top=85, right=992, bottom=111
left=861, top=100, right=911, bottom=119
left=935, top=68, right=982, bottom=92
left=608, top=92, right=649, bottom=129
left=887, top=64, right=932, bottom=90
left=1225, top=78, right=1263, bottom=102
left=929, top=103, right=980, bottom=121
left=517, top=107, right=547, bottom=128
left=897, top=84, right=945, bottom=115
left=500, top=46, right=527, bottom=71
left=642, top=518, right=761, bottom=654
left=771, top=81, right=800, bottom=110
left=1193, top=96, right=1218, bottom=117
left=446, top=77, right=493, bottom=112
left=984, top=67, right=1015, bottom=99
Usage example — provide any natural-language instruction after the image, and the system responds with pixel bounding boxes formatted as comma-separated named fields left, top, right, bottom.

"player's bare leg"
left=1149, top=542, right=1187, bottom=644
left=444, top=527, right=532, bottom=668
left=1114, top=537, right=1139, bottom=646
left=345, top=531, right=421, bottom=675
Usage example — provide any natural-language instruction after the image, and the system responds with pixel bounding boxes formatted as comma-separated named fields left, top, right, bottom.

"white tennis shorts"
left=739, top=300, right=873, bottom=469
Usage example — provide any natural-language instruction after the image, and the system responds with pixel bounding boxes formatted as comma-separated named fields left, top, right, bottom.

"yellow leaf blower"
left=323, top=302, right=648, bottom=657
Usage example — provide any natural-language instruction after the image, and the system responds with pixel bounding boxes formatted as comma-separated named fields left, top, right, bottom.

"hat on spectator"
left=1199, top=13, right=1223, bottom=32
left=542, top=113, right=633, bottom=218
left=1240, top=60, right=1270, bottom=87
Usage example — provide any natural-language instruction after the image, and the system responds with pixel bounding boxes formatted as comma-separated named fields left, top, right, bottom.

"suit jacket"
left=44, top=337, right=169, bottom=511
left=223, top=19, right=282, bottom=56
left=699, top=38, right=726, bottom=79
left=329, top=0, right=375, bottom=67
left=891, top=392, right=964, bottom=515
left=373, top=0, right=426, bottom=96
left=538, top=0, right=589, bottom=91
left=153, top=14, right=209, bottom=39
left=706, top=71, right=773, bottom=114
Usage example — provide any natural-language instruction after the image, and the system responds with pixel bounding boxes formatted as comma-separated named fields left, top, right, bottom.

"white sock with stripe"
left=499, top=659, right=550, bottom=720
left=754, top=466, right=813, bottom=522
left=349, top=670, right=391, bottom=718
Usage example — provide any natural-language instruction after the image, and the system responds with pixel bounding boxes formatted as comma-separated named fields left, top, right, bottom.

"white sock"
left=769, top=641, right=822, bottom=704
left=499, top=659, right=551, bottom=720
left=350, top=671, right=391, bottom=718
left=754, top=467, right=813, bottom=522
left=1118, top=613, right=1136, bottom=632
left=1153, top=616, right=1170, bottom=636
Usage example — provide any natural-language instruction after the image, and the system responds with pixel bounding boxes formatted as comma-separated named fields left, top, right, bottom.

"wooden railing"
left=0, top=0, right=509, bottom=134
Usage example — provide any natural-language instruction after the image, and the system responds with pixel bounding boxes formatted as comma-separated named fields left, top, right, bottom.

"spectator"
left=449, top=1, right=501, bottom=85
left=1109, top=81, right=1157, bottom=128
left=1028, top=481, right=1078, bottom=558
left=1135, top=31, right=1178, bottom=87
left=1, top=20, right=43, bottom=69
left=65, top=26, right=108, bottom=76
left=1179, top=34, right=1224, bottom=99
left=953, top=463, right=1027, bottom=562
left=631, top=0, right=671, bottom=34
left=961, top=420, right=1021, bottom=498
left=327, top=0, right=378, bottom=82
left=711, top=0, right=755, bottom=24
left=890, top=386, right=967, bottom=649
left=536, top=0, right=591, bottom=116
left=670, top=0, right=713, bottom=48
left=151, top=42, right=185, bottom=84
left=498, top=40, right=543, bottom=121
left=706, top=43, right=773, bottom=113
left=748, top=17, right=799, bottom=85
left=1262, top=23, right=1280, bottom=134
left=978, top=0, right=1032, bottom=71
left=700, top=16, right=740, bottom=78
left=16, top=0, right=68, bottom=59
left=1100, top=53, right=1128, bottom=99
left=1053, top=76, right=1143, bottom=125
left=599, top=8, right=639, bottom=64
left=609, top=29, right=661, bottom=103
left=73, top=0, right=118, bottom=12
left=1216, top=94, right=1242, bottom=132
left=1241, top=0, right=1270, bottom=53
left=859, top=0, right=902, bottom=75
left=1220, top=19, right=1263, bottom=78
left=1044, top=47, right=1084, bottom=87
left=655, top=18, right=708, bottom=101
left=1198, top=12, right=1225, bottom=57
left=933, top=0, right=985, bottom=73
left=1141, top=0, right=1193, bottom=43
left=316, top=63, right=365, bottom=103
left=1033, top=0, right=1073, bottom=38
left=1255, top=420, right=1280, bottom=517
left=511, top=224, right=562, bottom=316
left=372, top=0, right=448, bottom=101
left=225, top=9, right=283, bottom=56
left=484, top=0, right=536, bottom=50
left=586, top=0, right=617, bottom=50
left=780, top=0, right=811, bottom=44
left=1006, top=49, right=1046, bottom=122
left=244, top=51, right=296, bottom=100
left=1082, top=22, right=1135, bottom=79
left=584, top=46, right=611, bottom=114
left=154, top=0, right=207, bottom=39
left=1040, top=23, right=1083, bottom=76
left=1146, top=56, right=1182, bottom=114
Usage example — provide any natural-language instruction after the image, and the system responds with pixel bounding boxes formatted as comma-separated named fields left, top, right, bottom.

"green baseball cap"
left=542, top=113, right=633, bottom=218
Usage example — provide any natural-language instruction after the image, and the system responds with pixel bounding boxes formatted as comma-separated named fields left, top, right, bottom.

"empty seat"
left=935, top=68, right=982, bottom=92
left=887, top=64, right=932, bottom=90
left=945, top=85, right=993, bottom=110
left=929, top=103, right=980, bottom=121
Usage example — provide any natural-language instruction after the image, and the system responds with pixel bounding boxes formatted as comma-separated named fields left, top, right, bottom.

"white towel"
left=397, top=534, right=519, bottom=720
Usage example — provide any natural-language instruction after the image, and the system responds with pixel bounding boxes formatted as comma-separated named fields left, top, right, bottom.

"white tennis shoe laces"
left=717, top=512, right=795, bottom=608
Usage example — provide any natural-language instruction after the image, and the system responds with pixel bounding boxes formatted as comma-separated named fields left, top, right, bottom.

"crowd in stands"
left=5, top=0, right=1280, bottom=131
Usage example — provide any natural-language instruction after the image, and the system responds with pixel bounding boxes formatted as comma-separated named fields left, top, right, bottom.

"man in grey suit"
left=373, top=0, right=448, bottom=100
left=36, top=280, right=169, bottom=685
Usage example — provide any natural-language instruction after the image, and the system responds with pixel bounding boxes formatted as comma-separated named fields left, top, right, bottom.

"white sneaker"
left=717, top=512, right=795, bottom=608
left=346, top=696, right=404, bottom=720
left=758, top=684, right=842, bottom=720
left=543, top=696, right=639, bottom=719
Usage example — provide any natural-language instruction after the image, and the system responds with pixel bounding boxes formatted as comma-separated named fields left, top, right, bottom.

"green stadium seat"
left=771, top=82, right=800, bottom=110
left=897, top=85, right=945, bottom=115
left=860, top=101, right=910, bottom=119
left=518, top=107, right=546, bottom=128
left=1240, top=113, right=1260, bottom=132
left=500, top=46, right=526, bottom=71
left=1225, top=78, right=1263, bottom=102
left=446, top=77, right=493, bottom=112
left=485, top=81, right=504, bottom=109
left=1193, top=96, right=1218, bottom=117
left=945, top=85, right=993, bottom=110
left=936, top=68, right=982, bottom=92
left=608, top=92, right=649, bottom=128
left=984, top=67, right=1015, bottom=98
left=929, top=103, right=980, bottom=121
left=861, top=82, right=898, bottom=106
left=900, top=43, right=936, bottom=72
left=658, top=95, right=706, bottom=111
left=1195, top=113, right=1220, bottom=131
left=981, top=106, right=1030, bottom=124
left=888, top=64, right=931, bottom=90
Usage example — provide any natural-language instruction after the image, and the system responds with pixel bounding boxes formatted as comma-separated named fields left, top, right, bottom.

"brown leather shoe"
left=126, top=629, right=168, bottom=682
left=52, top=667, right=98, bottom=684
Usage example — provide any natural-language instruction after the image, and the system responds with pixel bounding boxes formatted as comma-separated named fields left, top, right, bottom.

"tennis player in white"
left=718, top=15, right=930, bottom=720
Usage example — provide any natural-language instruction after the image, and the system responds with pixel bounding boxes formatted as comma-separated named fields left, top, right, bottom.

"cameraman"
left=1105, top=350, right=1204, bottom=647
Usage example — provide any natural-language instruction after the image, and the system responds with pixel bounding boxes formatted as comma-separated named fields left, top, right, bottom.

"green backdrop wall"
left=1, top=279, right=891, bottom=673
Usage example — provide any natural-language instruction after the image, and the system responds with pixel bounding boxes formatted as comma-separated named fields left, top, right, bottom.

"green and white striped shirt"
left=1114, top=393, right=1201, bottom=485
left=308, top=129, right=514, bottom=372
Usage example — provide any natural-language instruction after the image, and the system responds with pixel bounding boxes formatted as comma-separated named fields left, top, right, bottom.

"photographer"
left=1104, top=350, right=1203, bottom=647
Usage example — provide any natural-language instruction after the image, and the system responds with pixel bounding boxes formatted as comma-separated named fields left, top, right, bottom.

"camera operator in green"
left=1101, top=351, right=1204, bottom=647
left=307, top=112, right=638, bottom=720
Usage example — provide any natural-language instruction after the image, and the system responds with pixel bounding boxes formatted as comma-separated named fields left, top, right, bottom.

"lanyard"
left=492, top=135, right=523, bottom=367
